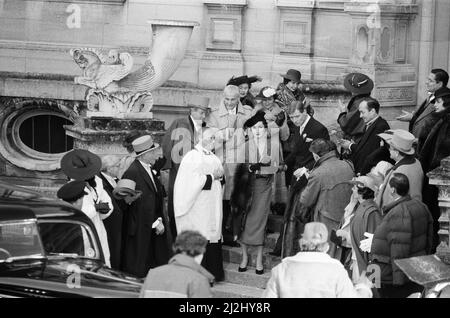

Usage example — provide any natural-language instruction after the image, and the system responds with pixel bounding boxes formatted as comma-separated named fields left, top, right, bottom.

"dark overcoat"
left=121, top=160, right=172, bottom=277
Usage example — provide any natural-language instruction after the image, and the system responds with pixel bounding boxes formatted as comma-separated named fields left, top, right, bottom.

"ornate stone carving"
left=71, top=20, right=199, bottom=118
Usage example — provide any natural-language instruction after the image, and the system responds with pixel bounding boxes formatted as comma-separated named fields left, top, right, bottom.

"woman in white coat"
left=60, top=149, right=113, bottom=267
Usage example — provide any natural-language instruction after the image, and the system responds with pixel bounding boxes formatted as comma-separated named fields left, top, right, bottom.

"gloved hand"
left=249, top=163, right=262, bottom=172
left=274, top=111, right=286, bottom=127
left=359, top=232, right=374, bottom=252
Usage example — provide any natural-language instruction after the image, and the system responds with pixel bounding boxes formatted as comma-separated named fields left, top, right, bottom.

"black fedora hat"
left=280, top=69, right=301, bottom=83
left=343, top=73, right=374, bottom=95
left=60, top=149, right=102, bottom=181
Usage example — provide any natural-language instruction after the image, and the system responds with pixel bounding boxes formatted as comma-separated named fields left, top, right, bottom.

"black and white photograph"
left=0, top=0, right=450, bottom=303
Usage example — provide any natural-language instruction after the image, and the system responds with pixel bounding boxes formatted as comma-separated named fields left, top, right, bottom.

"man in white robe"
left=174, top=127, right=225, bottom=281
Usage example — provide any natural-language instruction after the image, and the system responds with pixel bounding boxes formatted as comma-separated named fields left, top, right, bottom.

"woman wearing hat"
left=232, top=111, right=281, bottom=275
left=417, top=86, right=450, bottom=251
left=263, top=222, right=372, bottom=298
left=338, top=73, right=374, bottom=146
left=227, top=75, right=262, bottom=108
left=340, top=176, right=382, bottom=281
left=60, top=149, right=113, bottom=267
left=275, top=69, right=310, bottom=114
left=376, top=129, right=424, bottom=209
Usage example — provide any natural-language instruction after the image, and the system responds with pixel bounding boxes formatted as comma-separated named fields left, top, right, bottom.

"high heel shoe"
left=238, top=266, right=247, bottom=272
left=255, top=268, right=264, bottom=275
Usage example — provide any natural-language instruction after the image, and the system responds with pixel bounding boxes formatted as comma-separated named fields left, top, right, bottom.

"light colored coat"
left=140, top=254, right=214, bottom=298
left=263, top=252, right=371, bottom=298
left=174, top=145, right=224, bottom=242
left=81, top=175, right=113, bottom=267
left=300, top=152, right=354, bottom=236
left=205, top=100, right=253, bottom=200
left=376, top=156, right=424, bottom=208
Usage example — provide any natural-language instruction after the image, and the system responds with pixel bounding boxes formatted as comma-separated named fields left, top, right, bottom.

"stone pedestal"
left=428, top=156, right=450, bottom=247
left=344, top=0, right=418, bottom=125
left=65, top=117, right=165, bottom=160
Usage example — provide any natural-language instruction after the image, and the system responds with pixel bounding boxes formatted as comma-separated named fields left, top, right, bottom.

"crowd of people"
left=55, top=67, right=450, bottom=298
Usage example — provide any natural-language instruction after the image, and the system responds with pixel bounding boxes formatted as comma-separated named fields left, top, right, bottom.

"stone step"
left=223, top=262, right=271, bottom=289
left=212, top=281, right=264, bottom=298
left=222, top=245, right=281, bottom=270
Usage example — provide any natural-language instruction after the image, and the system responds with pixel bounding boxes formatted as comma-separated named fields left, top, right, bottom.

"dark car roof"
left=0, top=180, right=88, bottom=222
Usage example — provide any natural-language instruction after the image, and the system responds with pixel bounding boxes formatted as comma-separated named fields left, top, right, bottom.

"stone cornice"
left=203, top=0, right=247, bottom=8
left=276, top=0, right=315, bottom=9
left=29, top=0, right=126, bottom=5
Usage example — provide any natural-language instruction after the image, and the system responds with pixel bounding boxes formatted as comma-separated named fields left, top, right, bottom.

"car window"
left=0, top=221, right=44, bottom=261
left=38, top=221, right=100, bottom=260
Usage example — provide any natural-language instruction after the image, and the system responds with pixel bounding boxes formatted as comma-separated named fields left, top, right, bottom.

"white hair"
left=223, top=85, right=240, bottom=98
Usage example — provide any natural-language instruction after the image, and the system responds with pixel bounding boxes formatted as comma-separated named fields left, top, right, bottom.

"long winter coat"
left=121, top=160, right=172, bottom=277
left=376, top=156, right=424, bottom=208
left=349, top=199, right=382, bottom=275
left=349, top=116, right=390, bottom=174
left=299, top=152, right=354, bottom=241
left=417, top=108, right=450, bottom=173
left=205, top=100, right=253, bottom=200
left=370, top=195, right=433, bottom=286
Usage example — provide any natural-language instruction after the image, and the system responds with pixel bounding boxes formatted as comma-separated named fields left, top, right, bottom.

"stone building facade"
left=0, top=0, right=449, bottom=190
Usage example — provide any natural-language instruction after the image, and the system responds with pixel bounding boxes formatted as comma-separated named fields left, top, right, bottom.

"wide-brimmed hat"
left=57, top=180, right=87, bottom=202
left=256, top=86, right=276, bottom=99
left=343, top=73, right=374, bottom=95
left=349, top=175, right=380, bottom=193
left=434, top=86, right=450, bottom=99
left=280, top=69, right=301, bottom=83
left=227, top=75, right=261, bottom=87
left=60, top=149, right=102, bottom=181
left=378, top=129, right=415, bottom=155
left=187, top=96, right=211, bottom=111
left=132, top=135, right=160, bottom=157
left=243, top=110, right=267, bottom=129
left=112, top=179, right=142, bottom=201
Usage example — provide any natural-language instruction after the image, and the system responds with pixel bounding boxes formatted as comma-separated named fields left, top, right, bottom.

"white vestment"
left=174, top=145, right=224, bottom=243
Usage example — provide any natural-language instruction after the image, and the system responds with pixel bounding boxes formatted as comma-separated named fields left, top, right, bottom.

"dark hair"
left=360, top=97, right=380, bottom=113
left=439, top=95, right=450, bottom=108
left=309, top=139, right=337, bottom=157
left=357, top=187, right=375, bottom=200
left=283, top=78, right=291, bottom=85
left=389, top=172, right=410, bottom=196
left=123, top=130, right=142, bottom=153
left=173, top=230, right=208, bottom=257
left=288, top=100, right=313, bottom=116
left=432, top=69, right=449, bottom=87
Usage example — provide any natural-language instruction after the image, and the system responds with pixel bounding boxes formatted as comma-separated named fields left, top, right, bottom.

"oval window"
left=19, top=114, right=74, bottom=154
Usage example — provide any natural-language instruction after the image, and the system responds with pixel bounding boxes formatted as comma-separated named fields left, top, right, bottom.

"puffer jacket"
left=370, top=195, right=433, bottom=286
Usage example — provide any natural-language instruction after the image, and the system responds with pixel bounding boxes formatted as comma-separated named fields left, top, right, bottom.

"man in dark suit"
left=271, top=100, right=329, bottom=256
left=340, top=97, right=390, bottom=175
left=98, top=155, right=127, bottom=270
left=397, top=68, right=448, bottom=138
left=122, top=135, right=172, bottom=277
left=161, top=96, right=211, bottom=240
left=284, top=100, right=330, bottom=186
